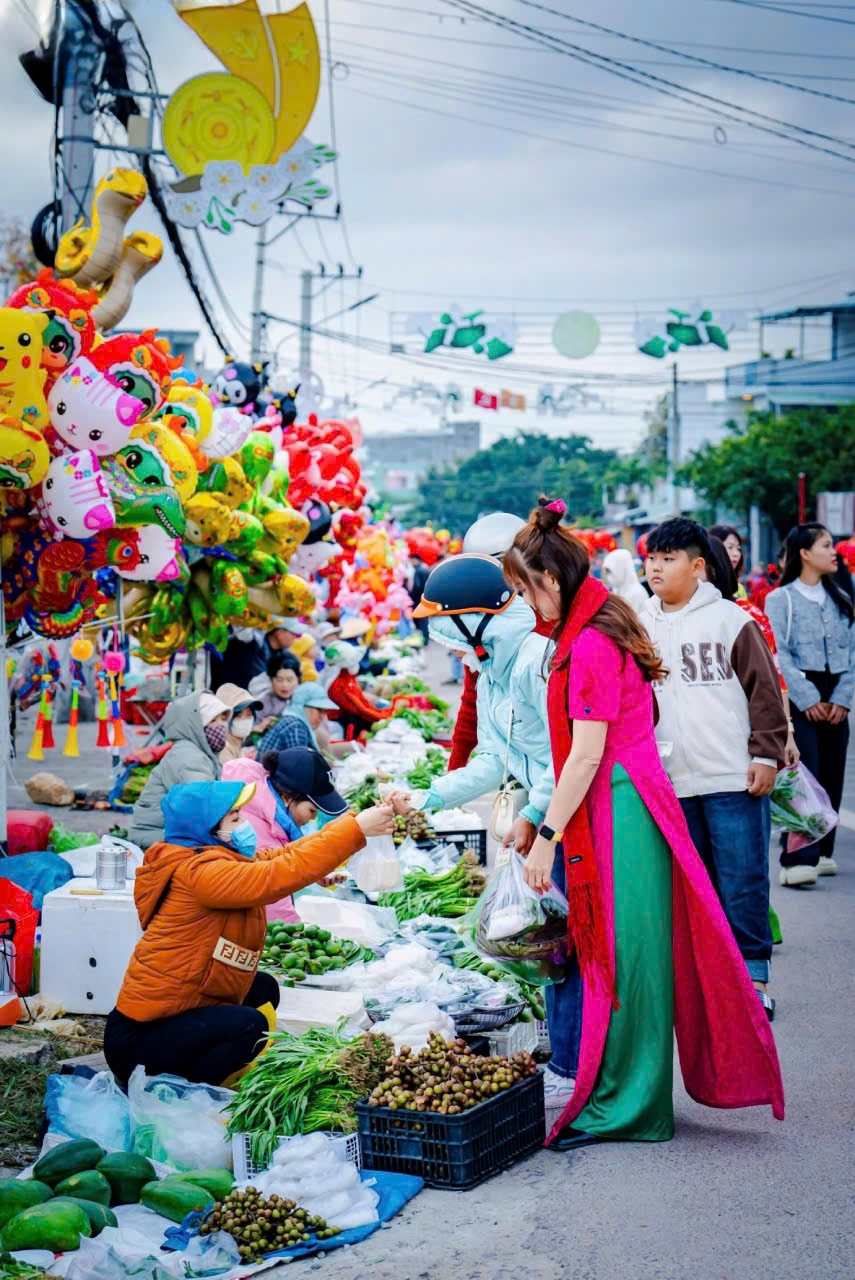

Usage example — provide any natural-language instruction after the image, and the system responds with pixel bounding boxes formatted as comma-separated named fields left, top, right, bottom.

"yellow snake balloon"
left=55, top=169, right=163, bottom=331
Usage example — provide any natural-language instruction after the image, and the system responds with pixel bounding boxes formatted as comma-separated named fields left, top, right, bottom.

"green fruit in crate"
left=95, top=1153, right=157, bottom=1206
left=140, top=1179, right=213, bottom=1223
left=1, top=1201, right=91, bottom=1252
left=51, top=1196, right=118, bottom=1236
left=173, top=1168, right=235, bottom=1200
left=54, top=1169, right=112, bottom=1206
left=0, top=1180, right=53, bottom=1230
left=33, top=1139, right=105, bottom=1187
left=289, top=969, right=307, bottom=982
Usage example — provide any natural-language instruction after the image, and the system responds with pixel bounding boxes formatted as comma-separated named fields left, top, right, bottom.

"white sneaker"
left=817, top=856, right=838, bottom=876
left=779, top=865, right=819, bottom=888
left=542, top=1066, right=575, bottom=1102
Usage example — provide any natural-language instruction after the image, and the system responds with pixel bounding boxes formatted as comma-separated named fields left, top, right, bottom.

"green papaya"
left=139, top=1179, right=213, bottom=1223
left=0, top=1179, right=53, bottom=1230
left=33, top=1138, right=105, bottom=1187
left=96, top=1152, right=157, bottom=1206
left=172, top=1168, right=235, bottom=1201
left=51, top=1196, right=118, bottom=1236
left=54, top=1169, right=112, bottom=1206
left=1, top=1200, right=91, bottom=1252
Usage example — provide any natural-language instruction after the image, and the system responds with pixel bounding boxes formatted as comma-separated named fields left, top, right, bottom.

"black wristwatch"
left=538, top=823, right=562, bottom=843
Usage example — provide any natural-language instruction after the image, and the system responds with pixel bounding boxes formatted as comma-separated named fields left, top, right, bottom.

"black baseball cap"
left=269, top=747, right=348, bottom=816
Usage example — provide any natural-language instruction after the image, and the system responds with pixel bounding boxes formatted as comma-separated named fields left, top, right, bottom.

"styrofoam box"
left=487, top=1018, right=538, bottom=1058
left=275, top=982, right=369, bottom=1038
left=40, top=878, right=142, bottom=1015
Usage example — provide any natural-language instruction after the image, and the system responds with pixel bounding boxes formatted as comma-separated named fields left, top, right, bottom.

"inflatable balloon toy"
left=196, top=455, right=252, bottom=509
left=0, top=307, right=49, bottom=429
left=240, top=431, right=276, bottom=487
left=157, top=381, right=214, bottom=449
left=55, top=168, right=148, bottom=288
left=89, top=329, right=182, bottom=417
left=6, top=270, right=98, bottom=383
left=101, top=448, right=185, bottom=539
left=48, top=356, right=146, bottom=455
left=183, top=492, right=233, bottom=548
left=211, top=559, right=249, bottom=618
left=129, top=421, right=199, bottom=502
left=276, top=571, right=315, bottom=617
left=211, top=358, right=267, bottom=414
left=302, top=498, right=333, bottom=544
left=117, top=523, right=185, bottom=583
left=37, top=449, right=115, bottom=539
left=202, top=405, right=255, bottom=459
left=92, top=231, right=163, bottom=332
left=0, top=416, right=50, bottom=490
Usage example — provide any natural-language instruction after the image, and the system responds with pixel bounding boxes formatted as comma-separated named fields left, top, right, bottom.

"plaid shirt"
left=258, top=715, right=313, bottom=754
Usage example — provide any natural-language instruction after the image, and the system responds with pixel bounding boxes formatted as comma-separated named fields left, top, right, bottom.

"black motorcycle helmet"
left=411, top=553, right=515, bottom=657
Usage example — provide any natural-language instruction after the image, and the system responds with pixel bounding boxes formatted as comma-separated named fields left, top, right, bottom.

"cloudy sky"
left=2, top=0, right=854, bottom=450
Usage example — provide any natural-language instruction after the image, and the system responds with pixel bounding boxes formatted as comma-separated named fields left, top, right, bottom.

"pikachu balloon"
left=166, top=0, right=321, bottom=176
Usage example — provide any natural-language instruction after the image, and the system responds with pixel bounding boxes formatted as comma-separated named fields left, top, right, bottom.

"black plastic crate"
left=434, top=826, right=488, bottom=866
left=356, top=1071, right=544, bottom=1190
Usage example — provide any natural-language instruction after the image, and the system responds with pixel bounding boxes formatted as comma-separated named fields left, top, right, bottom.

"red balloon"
left=316, top=442, right=339, bottom=480
left=286, top=440, right=311, bottom=475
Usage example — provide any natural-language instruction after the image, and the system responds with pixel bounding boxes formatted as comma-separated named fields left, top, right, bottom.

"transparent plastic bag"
left=770, top=762, right=839, bottom=852
left=470, top=850, right=568, bottom=984
left=128, top=1067, right=232, bottom=1172
left=64, top=1236, right=175, bottom=1280
left=180, top=1231, right=241, bottom=1275
left=349, top=835, right=403, bottom=894
left=45, top=1070, right=131, bottom=1151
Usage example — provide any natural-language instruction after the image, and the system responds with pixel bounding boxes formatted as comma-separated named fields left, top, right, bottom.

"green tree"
left=679, top=406, right=855, bottom=535
left=408, top=432, right=618, bottom=534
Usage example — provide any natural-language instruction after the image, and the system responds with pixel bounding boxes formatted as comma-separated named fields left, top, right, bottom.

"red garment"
left=449, top=612, right=553, bottom=771
left=327, top=671, right=393, bottom=725
left=545, top=577, right=616, bottom=1006
left=736, top=599, right=786, bottom=692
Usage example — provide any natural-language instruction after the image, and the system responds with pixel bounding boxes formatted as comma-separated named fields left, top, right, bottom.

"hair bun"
left=533, top=495, right=565, bottom=531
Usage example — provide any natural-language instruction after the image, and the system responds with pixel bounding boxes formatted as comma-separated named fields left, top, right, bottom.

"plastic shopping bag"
left=770, top=762, right=839, bottom=853
left=45, top=1070, right=131, bottom=1150
left=470, top=849, right=568, bottom=984
left=349, top=835, right=403, bottom=894
left=128, top=1067, right=233, bottom=1172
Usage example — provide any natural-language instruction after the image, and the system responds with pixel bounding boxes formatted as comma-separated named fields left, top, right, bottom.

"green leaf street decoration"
left=407, top=308, right=517, bottom=360
left=635, top=305, right=744, bottom=358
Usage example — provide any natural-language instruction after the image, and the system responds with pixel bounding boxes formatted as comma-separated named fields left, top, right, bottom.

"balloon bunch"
left=280, top=413, right=366, bottom=510
left=332, top=522, right=413, bottom=638
left=404, top=526, right=443, bottom=566
left=568, top=527, right=618, bottom=557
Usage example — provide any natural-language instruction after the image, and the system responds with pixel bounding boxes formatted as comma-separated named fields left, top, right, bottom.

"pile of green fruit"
left=367, top=1033, right=538, bottom=1115
left=0, top=1138, right=236, bottom=1253
left=200, top=1188, right=340, bottom=1264
left=260, top=921, right=373, bottom=984
left=449, top=945, right=547, bottom=1022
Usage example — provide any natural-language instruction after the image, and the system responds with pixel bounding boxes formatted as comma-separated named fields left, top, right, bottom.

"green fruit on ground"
left=96, top=1153, right=156, bottom=1206
left=172, top=1168, right=235, bottom=1200
left=1, top=1201, right=91, bottom=1252
left=54, top=1169, right=112, bottom=1206
left=33, top=1139, right=105, bottom=1187
left=50, top=1196, right=118, bottom=1236
left=0, top=1180, right=53, bottom=1230
left=139, top=1179, right=213, bottom=1223
left=289, top=969, right=306, bottom=982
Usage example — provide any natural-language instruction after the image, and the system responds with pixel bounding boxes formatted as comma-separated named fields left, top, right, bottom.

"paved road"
left=7, top=653, right=854, bottom=1278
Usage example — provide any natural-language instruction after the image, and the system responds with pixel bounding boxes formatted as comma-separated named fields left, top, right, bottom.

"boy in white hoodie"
left=642, top=519, right=787, bottom=1020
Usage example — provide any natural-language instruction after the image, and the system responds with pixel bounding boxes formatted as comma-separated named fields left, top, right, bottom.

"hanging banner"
left=474, top=389, right=499, bottom=410
left=634, top=305, right=745, bottom=359
left=500, top=390, right=526, bottom=411
left=405, top=308, right=517, bottom=361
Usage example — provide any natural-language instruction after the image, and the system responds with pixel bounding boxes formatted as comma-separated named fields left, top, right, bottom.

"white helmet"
left=462, top=512, right=526, bottom=559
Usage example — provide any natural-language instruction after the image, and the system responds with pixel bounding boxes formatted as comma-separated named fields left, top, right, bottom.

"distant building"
left=360, top=419, right=481, bottom=503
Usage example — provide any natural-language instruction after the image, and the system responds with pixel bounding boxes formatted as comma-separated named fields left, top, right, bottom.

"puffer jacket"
left=765, top=584, right=855, bottom=711
left=423, top=597, right=554, bottom=824
left=117, top=779, right=365, bottom=1022
left=602, top=548, right=649, bottom=615
left=130, top=691, right=222, bottom=850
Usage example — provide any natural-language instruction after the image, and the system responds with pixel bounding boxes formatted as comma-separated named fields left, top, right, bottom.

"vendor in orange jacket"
left=104, top=778, right=394, bottom=1087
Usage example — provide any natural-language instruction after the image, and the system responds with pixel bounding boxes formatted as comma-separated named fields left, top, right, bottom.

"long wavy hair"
left=780, top=523, right=853, bottom=622
left=503, top=498, right=667, bottom=681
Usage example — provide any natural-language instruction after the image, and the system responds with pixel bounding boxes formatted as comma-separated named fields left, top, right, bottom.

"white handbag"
left=488, top=704, right=529, bottom=842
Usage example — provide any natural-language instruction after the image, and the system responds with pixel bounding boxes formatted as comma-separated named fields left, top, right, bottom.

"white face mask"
left=231, top=716, right=254, bottom=740
left=461, top=651, right=482, bottom=672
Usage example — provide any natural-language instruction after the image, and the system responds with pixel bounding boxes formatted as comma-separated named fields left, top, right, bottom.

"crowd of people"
left=105, top=503, right=853, bottom=1153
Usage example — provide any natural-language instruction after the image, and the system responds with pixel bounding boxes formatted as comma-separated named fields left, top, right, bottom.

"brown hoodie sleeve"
left=181, top=814, right=366, bottom=910
left=731, top=618, right=788, bottom=764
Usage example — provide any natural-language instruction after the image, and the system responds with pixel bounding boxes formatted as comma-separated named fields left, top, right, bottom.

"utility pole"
left=250, top=226, right=267, bottom=363
left=299, top=269, right=313, bottom=379
left=59, top=2, right=100, bottom=233
left=668, top=362, right=681, bottom=515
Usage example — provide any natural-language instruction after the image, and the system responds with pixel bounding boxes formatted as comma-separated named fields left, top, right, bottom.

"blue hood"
left=161, top=780, right=245, bottom=848
left=428, top=595, right=536, bottom=684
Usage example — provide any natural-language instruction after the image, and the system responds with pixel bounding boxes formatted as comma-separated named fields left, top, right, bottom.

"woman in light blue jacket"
left=401, top=555, right=576, bottom=1112
left=766, top=523, right=855, bottom=887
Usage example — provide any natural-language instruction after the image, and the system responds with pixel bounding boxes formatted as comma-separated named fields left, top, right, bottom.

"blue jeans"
left=545, top=847, right=583, bottom=1079
left=680, top=791, right=772, bottom=984
left=449, top=652, right=464, bottom=682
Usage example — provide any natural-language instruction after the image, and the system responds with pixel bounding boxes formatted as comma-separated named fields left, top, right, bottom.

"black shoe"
left=549, top=1127, right=606, bottom=1151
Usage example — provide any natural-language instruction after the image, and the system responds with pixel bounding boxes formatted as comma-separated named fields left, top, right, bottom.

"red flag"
left=500, top=389, right=526, bottom=410
left=474, top=388, right=498, bottom=410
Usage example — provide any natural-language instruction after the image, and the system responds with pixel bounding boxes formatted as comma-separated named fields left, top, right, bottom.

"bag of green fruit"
left=465, top=849, right=568, bottom=985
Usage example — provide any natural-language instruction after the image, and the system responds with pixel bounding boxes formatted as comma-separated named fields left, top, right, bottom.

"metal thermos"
left=95, top=838, right=127, bottom=891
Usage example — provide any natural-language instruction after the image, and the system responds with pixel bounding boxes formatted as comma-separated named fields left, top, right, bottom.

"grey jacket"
left=129, top=691, right=222, bottom=850
left=765, top=585, right=855, bottom=711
